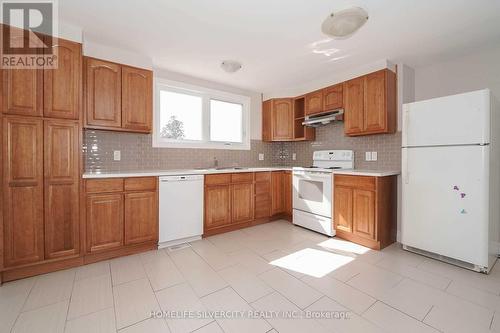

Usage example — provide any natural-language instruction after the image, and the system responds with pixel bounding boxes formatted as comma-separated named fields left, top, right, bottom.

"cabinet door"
left=85, top=58, right=121, bottom=128
left=124, top=191, right=157, bottom=245
left=1, top=68, right=43, bottom=117
left=122, top=66, right=152, bottom=132
left=262, top=100, right=272, bottom=142
left=352, top=189, right=376, bottom=240
left=86, top=194, right=124, bottom=253
left=283, top=171, right=292, bottom=215
left=344, top=77, right=364, bottom=135
left=323, top=84, right=343, bottom=111
left=334, top=186, right=353, bottom=233
left=271, top=171, right=284, bottom=215
left=3, top=117, right=44, bottom=267
left=305, top=90, right=323, bottom=115
left=364, top=70, right=386, bottom=133
left=205, top=185, right=231, bottom=229
left=272, top=99, right=293, bottom=140
left=44, top=120, right=80, bottom=259
left=231, top=183, right=254, bottom=224
left=44, top=38, right=81, bottom=119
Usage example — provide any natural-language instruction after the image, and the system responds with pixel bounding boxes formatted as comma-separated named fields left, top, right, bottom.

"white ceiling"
left=59, top=0, right=500, bottom=95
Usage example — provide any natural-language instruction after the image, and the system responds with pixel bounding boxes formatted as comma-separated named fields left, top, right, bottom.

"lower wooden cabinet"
left=271, top=171, right=292, bottom=216
left=204, top=171, right=292, bottom=236
left=84, top=177, right=158, bottom=255
left=86, top=193, right=124, bottom=253
left=124, top=191, right=157, bottom=245
left=334, top=175, right=396, bottom=250
left=232, top=183, right=254, bottom=224
left=205, top=184, right=232, bottom=229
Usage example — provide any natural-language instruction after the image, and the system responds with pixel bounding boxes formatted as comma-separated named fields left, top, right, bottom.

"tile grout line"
left=10, top=276, right=38, bottom=332
left=63, top=270, right=77, bottom=332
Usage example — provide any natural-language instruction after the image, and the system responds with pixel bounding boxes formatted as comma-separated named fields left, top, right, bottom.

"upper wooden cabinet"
left=323, top=84, right=343, bottom=111
left=272, top=98, right=294, bottom=140
left=333, top=174, right=397, bottom=250
left=344, top=69, right=396, bottom=136
left=84, top=57, right=153, bottom=133
left=43, top=38, right=82, bottom=119
left=1, top=36, right=81, bottom=119
left=262, top=98, right=315, bottom=142
left=305, top=90, right=323, bottom=115
left=85, top=58, right=122, bottom=128
left=122, top=66, right=153, bottom=132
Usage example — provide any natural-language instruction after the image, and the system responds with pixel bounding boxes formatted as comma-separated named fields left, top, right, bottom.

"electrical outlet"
left=113, top=150, right=121, bottom=161
left=365, top=152, right=372, bottom=161
left=371, top=151, right=378, bottom=161
left=292, top=153, right=296, bottom=161
left=258, top=153, right=264, bottom=161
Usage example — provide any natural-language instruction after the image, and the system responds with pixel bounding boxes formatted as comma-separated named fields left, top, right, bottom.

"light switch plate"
left=365, top=152, right=372, bottom=161
left=113, top=150, right=121, bottom=161
left=258, top=153, right=264, bottom=161
left=371, top=151, right=378, bottom=161
left=292, top=153, right=296, bottom=161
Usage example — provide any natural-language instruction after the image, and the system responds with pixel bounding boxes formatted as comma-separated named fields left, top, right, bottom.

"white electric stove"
left=292, top=150, right=354, bottom=236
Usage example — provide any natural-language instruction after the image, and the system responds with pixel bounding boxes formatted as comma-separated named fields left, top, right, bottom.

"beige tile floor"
left=3, top=220, right=500, bottom=333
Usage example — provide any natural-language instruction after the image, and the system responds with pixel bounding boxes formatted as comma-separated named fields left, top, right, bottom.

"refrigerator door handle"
left=403, top=149, right=410, bottom=184
left=403, top=106, right=409, bottom=145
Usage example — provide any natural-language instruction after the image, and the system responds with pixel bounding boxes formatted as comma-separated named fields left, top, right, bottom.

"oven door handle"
left=293, top=172, right=332, bottom=180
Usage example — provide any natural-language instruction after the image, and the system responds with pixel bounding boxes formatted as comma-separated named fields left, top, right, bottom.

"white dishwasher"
left=158, top=174, right=204, bottom=248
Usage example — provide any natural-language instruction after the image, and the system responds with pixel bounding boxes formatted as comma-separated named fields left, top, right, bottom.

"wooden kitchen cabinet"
left=86, top=193, right=124, bottom=253
left=271, top=171, right=292, bottom=216
left=84, top=177, right=158, bottom=256
left=272, top=98, right=294, bottom=140
left=84, top=58, right=122, bottom=128
left=84, top=57, right=153, bottom=133
left=2, top=116, right=44, bottom=267
left=271, top=171, right=285, bottom=215
left=344, top=69, right=396, bottom=136
left=305, top=90, right=323, bottom=115
left=204, top=171, right=291, bottom=236
left=1, top=67, right=43, bottom=117
left=262, top=98, right=314, bottom=142
left=43, top=38, right=82, bottom=119
left=333, top=175, right=396, bottom=250
left=122, top=66, right=153, bottom=132
left=44, top=120, right=80, bottom=259
left=284, top=171, right=292, bottom=216
left=124, top=191, right=157, bottom=245
left=232, top=183, right=254, bottom=224
left=323, top=84, right=343, bottom=111
left=254, top=172, right=271, bottom=219
left=205, top=184, right=232, bottom=230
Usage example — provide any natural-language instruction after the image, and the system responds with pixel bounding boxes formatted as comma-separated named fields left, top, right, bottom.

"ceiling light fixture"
left=220, top=60, right=242, bottom=73
left=321, top=7, right=369, bottom=38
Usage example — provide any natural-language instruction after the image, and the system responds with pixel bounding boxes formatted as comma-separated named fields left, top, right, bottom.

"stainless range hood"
left=302, top=109, right=344, bottom=127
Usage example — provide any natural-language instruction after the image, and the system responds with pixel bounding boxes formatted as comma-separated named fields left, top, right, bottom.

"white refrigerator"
left=402, top=89, right=499, bottom=273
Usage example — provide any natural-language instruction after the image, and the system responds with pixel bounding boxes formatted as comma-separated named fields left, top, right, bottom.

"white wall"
left=414, top=45, right=500, bottom=102
left=154, top=68, right=263, bottom=140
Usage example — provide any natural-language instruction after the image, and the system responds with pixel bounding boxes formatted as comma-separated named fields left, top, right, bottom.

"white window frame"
left=153, top=78, right=251, bottom=150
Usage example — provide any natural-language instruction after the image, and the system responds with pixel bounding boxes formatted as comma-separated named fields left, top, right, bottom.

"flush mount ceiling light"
left=220, top=60, right=242, bottom=73
left=321, top=7, right=369, bottom=38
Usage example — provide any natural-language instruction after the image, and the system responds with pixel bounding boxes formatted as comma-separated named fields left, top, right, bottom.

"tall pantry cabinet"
left=1, top=36, right=82, bottom=280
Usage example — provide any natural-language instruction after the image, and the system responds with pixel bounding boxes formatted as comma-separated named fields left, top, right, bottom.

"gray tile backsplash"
left=83, top=122, right=401, bottom=173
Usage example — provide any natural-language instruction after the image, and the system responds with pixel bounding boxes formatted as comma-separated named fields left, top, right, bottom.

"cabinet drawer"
left=255, top=172, right=271, bottom=182
left=124, top=177, right=157, bottom=191
left=231, top=172, right=254, bottom=183
left=335, top=175, right=375, bottom=191
left=255, top=181, right=270, bottom=195
left=205, top=174, right=231, bottom=185
left=86, top=178, right=124, bottom=193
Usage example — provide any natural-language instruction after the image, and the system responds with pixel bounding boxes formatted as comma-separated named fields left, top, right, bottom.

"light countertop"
left=82, top=167, right=399, bottom=179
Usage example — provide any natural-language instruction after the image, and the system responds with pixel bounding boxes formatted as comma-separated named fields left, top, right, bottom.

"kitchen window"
left=153, top=79, right=250, bottom=149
